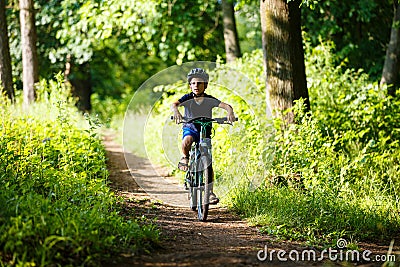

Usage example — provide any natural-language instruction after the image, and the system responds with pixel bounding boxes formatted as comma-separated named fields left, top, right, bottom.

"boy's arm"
left=218, top=102, right=235, bottom=123
left=171, top=101, right=183, bottom=124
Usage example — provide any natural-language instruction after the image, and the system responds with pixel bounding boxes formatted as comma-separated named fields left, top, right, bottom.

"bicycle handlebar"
left=170, top=116, right=238, bottom=124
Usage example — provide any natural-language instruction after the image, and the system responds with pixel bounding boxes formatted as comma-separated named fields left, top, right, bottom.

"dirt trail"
left=102, top=134, right=389, bottom=267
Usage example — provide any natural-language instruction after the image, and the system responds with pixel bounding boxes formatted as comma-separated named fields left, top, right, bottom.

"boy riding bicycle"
left=171, top=68, right=236, bottom=205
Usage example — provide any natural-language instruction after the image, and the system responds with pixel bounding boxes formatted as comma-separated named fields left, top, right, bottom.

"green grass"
left=231, top=184, right=399, bottom=246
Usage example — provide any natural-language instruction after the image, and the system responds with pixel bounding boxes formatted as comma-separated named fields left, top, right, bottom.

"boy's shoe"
left=184, top=173, right=192, bottom=190
left=178, top=156, right=189, bottom=171
left=209, top=193, right=219, bottom=205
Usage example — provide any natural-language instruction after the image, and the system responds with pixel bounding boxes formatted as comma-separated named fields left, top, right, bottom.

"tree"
left=0, top=0, right=14, bottom=100
left=221, top=0, right=241, bottom=63
left=380, top=1, right=400, bottom=96
left=65, top=54, right=92, bottom=112
left=260, top=0, right=309, bottom=122
left=19, top=0, right=38, bottom=106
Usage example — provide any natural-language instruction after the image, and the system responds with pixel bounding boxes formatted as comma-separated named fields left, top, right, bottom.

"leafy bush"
left=0, top=76, right=158, bottom=266
left=227, top=45, right=400, bottom=245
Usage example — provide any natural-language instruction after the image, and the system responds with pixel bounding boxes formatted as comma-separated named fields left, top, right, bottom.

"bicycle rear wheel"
left=197, top=168, right=210, bottom=221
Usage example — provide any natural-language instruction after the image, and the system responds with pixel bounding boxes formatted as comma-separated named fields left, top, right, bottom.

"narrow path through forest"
left=102, top=134, right=388, bottom=267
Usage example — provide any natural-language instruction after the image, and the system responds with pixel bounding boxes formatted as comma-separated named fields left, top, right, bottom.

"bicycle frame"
left=174, top=116, right=236, bottom=221
left=186, top=118, right=213, bottom=221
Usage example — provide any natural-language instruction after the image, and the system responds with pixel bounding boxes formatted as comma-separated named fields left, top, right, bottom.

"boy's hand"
left=218, top=102, right=235, bottom=123
left=173, top=111, right=183, bottom=124
left=171, top=101, right=183, bottom=124
left=227, top=112, right=236, bottom=123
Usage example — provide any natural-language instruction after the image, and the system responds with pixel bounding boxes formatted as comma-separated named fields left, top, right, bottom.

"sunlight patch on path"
left=123, top=148, right=188, bottom=207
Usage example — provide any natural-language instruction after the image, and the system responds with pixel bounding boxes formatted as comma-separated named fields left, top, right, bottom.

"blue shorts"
left=182, top=127, right=200, bottom=143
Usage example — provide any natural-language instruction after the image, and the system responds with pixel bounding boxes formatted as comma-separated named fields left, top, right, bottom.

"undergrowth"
left=228, top=44, right=400, bottom=246
left=0, top=75, right=158, bottom=266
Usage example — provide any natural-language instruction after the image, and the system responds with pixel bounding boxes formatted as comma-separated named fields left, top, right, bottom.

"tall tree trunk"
left=20, top=0, right=38, bottom=106
left=0, top=0, right=14, bottom=100
left=380, top=2, right=400, bottom=96
left=65, top=54, right=92, bottom=112
left=289, top=0, right=309, bottom=110
left=222, top=0, right=241, bottom=63
left=260, top=0, right=309, bottom=123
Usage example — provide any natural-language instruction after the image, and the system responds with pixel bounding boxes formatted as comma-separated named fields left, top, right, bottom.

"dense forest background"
left=2, top=0, right=399, bottom=115
left=1, top=0, right=400, bottom=266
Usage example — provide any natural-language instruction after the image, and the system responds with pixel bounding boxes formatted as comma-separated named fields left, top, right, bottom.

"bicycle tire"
left=197, top=167, right=210, bottom=221
left=189, top=185, right=197, bottom=211
left=185, top=171, right=195, bottom=210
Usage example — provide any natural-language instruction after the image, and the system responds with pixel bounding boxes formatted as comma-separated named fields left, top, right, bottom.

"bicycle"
left=173, top=116, right=236, bottom=221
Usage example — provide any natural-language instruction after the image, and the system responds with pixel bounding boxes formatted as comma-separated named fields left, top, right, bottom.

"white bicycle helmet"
left=187, top=68, right=209, bottom=83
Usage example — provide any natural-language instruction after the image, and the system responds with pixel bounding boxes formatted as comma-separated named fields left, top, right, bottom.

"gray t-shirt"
left=178, top=93, right=221, bottom=133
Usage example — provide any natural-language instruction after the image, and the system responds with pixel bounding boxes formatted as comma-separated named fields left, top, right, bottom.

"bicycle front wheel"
left=185, top=171, right=197, bottom=211
left=189, top=186, right=197, bottom=211
left=197, top=168, right=210, bottom=221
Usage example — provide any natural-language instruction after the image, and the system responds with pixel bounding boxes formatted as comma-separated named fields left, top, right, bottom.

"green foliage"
left=53, top=0, right=159, bottom=64
left=5, top=0, right=395, bottom=125
left=235, top=4, right=262, bottom=53
left=0, top=77, right=158, bottom=266
left=306, top=41, right=400, bottom=152
left=7, top=0, right=223, bottom=119
left=225, top=45, right=400, bottom=245
left=302, top=0, right=392, bottom=79
left=153, top=0, right=225, bottom=64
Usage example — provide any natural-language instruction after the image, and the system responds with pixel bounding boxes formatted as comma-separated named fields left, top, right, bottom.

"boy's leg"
left=182, top=135, right=193, bottom=159
left=178, top=128, right=200, bottom=171
left=178, top=135, right=193, bottom=171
